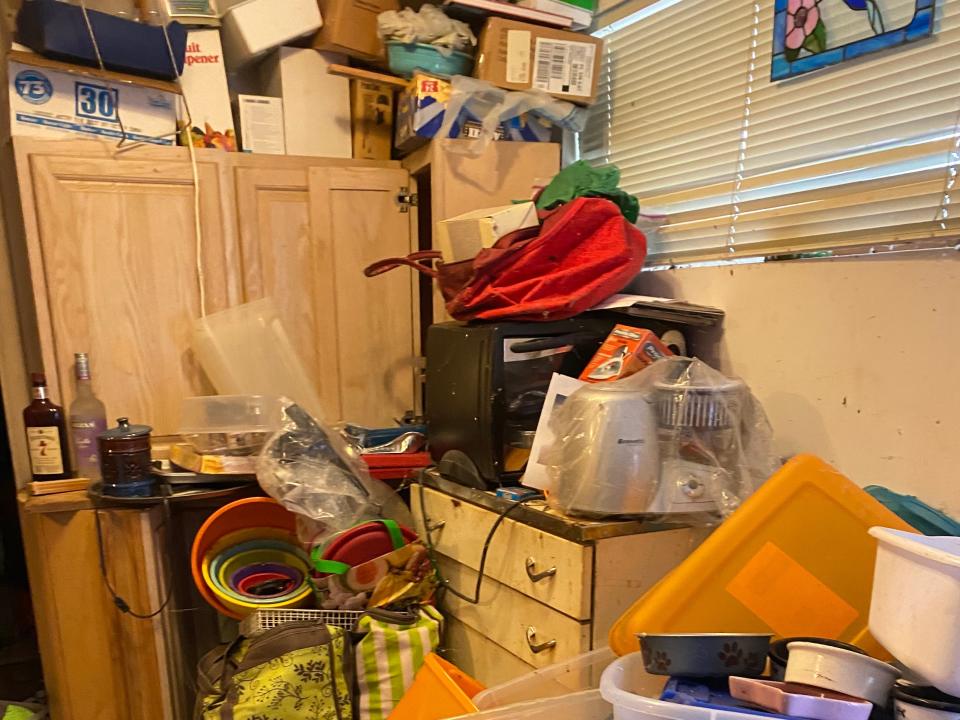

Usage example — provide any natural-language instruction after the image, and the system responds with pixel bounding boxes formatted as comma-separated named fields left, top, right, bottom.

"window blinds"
left=583, top=0, right=960, bottom=261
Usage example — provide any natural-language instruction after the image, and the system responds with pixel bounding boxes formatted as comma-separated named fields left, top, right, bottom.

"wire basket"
left=240, top=609, right=365, bottom=637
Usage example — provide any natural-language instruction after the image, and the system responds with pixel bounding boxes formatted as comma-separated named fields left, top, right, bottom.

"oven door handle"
left=509, top=333, right=598, bottom=354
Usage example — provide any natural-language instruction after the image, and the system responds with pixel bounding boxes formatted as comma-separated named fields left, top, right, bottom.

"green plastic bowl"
left=386, top=42, right=474, bottom=79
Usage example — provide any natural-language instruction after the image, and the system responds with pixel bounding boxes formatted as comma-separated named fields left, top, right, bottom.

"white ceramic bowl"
left=784, top=641, right=900, bottom=705
left=894, top=683, right=960, bottom=720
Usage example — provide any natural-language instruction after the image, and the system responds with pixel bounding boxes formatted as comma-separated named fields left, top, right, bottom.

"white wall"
left=632, top=252, right=960, bottom=517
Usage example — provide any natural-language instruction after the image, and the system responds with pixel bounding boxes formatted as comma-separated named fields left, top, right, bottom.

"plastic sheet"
left=256, top=401, right=413, bottom=545
left=377, top=5, right=475, bottom=53
left=436, top=75, right=589, bottom=157
left=541, top=357, right=774, bottom=523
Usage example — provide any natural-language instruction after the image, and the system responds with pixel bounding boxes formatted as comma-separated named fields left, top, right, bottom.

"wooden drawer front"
left=412, top=487, right=593, bottom=620
left=443, top=616, right=535, bottom=688
left=437, top=555, right=591, bottom=668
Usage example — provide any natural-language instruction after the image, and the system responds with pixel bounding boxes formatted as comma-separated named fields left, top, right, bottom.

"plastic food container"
left=869, top=527, right=960, bottom=697
left=387, top=42, right=474, bottom=78
left=220, top=0, right=321, bottom=67
left=728, top=677, right=872, bottom=720
left=450, top=690, right=612, bottom=720
left=784, top=641, right=899, bottom=705
left=601, top=651, right=780, bottom=719
left=389, top=653, right=484, bottom=720
left=609, top=455, right=916, bottom=658
left=179, top=395, right=285, bottom=455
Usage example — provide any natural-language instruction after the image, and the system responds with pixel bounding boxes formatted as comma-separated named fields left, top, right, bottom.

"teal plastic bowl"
left=386, top=42, right=474, bottom=79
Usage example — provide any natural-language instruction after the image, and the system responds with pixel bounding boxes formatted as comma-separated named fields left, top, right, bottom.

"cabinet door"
left=17, top=146, right=237, bottom=436
left=309, top=167, right=416, bottom=426
left=234, top=159, right=415, bottom=425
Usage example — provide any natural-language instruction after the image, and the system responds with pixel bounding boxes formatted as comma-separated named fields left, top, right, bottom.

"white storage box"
left=8, top=52, right=178, bottom=145
left=869, top=527, right=960, bottom=697
left=179, top=29, right=236, bottom=150
left=601, top=651, right=767, bottom=719
left=221, top=0, right=322, bottom=68
left=260, top=48, right=351, bottom=158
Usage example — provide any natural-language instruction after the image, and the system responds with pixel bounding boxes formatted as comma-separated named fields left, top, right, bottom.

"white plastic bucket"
left=869, top=527, right=960, bottom=697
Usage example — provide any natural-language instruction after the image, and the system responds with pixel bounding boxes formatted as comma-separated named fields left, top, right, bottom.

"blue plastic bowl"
left=387, top=42, right=474, bottom=79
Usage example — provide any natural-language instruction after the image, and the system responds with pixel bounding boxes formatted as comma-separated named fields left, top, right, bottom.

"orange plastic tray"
left=389, top=653, right=484, bottom=720
left=609, top=454, right=915, bottom=658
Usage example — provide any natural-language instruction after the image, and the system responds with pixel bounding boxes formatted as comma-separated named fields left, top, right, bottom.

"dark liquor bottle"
left=23, top=373, right=72, bottom=481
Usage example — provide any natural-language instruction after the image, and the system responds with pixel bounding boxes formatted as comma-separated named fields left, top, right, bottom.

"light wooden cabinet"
left=412, top=474, right=708, bottom=687
left=14, top=140, right=240, bottom=436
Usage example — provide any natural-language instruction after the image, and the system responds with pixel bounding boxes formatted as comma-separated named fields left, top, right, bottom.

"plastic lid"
left=179, top=395, right=286, bottom=434
left=101, top=417, right=153, bottom=439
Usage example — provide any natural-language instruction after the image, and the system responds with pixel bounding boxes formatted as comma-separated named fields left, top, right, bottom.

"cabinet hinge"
left=397, top=188, right=418, bottom=212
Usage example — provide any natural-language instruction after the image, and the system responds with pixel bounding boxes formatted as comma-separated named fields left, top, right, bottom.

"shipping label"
left=533, top=38, right=596, bottom=97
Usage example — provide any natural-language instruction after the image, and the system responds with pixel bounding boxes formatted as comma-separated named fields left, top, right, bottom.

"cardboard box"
left=579, top=325, right=673, bottom=382
left=437, top=202, right=539, bottom=262
left=313, top=0, right=396, bottom=60
left=8, top=51, right=179, bottom=145
left=351, top=79, right=394, bottom=160
left=179, top=29, right=236, bottom=150
left=261, top=48, right=351, bottom=158
left=237, top=94, right=285, bottom=154
left=153, top=0, right=220, bottom=26
left=474, top=17, right=602, bottom=105
left=394, top=71, right=554, bottom=154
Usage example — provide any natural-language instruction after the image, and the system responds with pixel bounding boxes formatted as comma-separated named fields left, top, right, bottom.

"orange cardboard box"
left=579, top=324, right=673, bottom=383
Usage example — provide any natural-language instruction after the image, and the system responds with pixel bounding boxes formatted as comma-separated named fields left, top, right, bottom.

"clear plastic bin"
left=192, top=299, right=325, bottom=423
left=601, top=652, right=771, bottom=719
left=179, top=395, right=286, bottom=455
left=473, top=648, right=617, bottom=710
left=451, top=690, right=612, bottom=720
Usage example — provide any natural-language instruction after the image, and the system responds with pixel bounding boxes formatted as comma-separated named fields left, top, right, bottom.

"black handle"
left=508, top=332, right=599, bottom=354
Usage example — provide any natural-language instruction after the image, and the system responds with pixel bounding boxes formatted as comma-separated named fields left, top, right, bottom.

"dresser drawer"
left=443, top=616, right=535, bottom=688
left=436, top=555, right=591, bottom=668
left=413, top=486, right=593, bottom=620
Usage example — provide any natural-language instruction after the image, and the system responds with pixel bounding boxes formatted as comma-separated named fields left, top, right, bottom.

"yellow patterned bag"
left=195, top=622, right=353, bottom=720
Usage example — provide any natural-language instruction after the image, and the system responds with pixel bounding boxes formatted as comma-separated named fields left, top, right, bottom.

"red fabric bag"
left=364, top=197, right=647, bottom=322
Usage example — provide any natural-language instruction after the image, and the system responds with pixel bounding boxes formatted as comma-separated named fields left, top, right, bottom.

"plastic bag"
left=541, top=357, right=774, bottom=523
left=377, top=5, right=475, bottom=53
left=257, top=401, right=413, bottom=545
left=437, top=76, right=589, bottom=157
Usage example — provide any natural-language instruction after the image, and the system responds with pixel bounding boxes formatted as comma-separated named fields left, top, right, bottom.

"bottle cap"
left=30, top=372, right=46, bottom=386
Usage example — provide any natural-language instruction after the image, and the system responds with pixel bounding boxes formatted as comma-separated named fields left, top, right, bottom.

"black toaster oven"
left=425, top=311, right=697, bottom=488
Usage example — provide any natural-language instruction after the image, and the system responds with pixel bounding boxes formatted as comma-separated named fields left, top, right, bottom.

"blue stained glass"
left=771, top=0, right=936, bottom=81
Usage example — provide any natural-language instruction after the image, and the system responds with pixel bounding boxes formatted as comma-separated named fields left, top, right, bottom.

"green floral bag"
left=194, top=622, right=353, bottom=720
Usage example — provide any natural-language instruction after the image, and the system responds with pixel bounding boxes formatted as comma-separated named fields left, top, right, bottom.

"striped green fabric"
left=355, top=607, right=443, bottom=720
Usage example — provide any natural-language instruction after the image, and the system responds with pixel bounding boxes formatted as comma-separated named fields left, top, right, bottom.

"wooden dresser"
left=411, top=472, right=709, bottom=687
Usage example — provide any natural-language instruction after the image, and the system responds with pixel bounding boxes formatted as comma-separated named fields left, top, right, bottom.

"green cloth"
left=536, top=160, right=640, bottom=223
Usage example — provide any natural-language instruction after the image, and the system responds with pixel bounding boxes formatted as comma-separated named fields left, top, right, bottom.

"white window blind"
left=583, top=0, right=960, bottom=262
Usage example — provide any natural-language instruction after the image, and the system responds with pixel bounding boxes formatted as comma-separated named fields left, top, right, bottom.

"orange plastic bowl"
left=190, top=497, right=299, bottom=616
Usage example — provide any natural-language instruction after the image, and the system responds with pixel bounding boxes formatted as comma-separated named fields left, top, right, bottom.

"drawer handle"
left=526, top=626, right=557, bottom=654
left=525, top=557, right=557, bottom=583
left=426, top=520, right=446, bottom=533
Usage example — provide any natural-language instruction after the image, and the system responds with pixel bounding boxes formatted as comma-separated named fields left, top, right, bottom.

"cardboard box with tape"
left=474, top=17, right=602, bottom=105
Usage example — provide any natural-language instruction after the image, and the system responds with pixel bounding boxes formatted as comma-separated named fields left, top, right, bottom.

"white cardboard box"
left=8, top=52, right=179, bottom=145
left=180, top=29, right=236, bottom=150
left=237, top=94, right=284, bottom=154
left=260, top=48, right=351, bottom=158
left=221, top=0, right=322, bottom=68
left=436, top=202, right=540, bottom=262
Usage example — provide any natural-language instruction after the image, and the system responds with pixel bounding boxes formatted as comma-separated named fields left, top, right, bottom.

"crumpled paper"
left=378, top=4, right=476, bottom=53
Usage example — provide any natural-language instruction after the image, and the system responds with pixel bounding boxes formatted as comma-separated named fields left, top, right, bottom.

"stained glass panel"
left=772, top=0, right=935, bottom=80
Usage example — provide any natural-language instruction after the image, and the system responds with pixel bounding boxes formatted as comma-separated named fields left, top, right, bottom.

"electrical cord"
left=93, top=495, right=176, bottom=620
left=416, top=478, right=545, bottom=605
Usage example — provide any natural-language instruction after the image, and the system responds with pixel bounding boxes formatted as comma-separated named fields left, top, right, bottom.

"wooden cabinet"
left=18, top=492, right=183, bottom=720
left=14, top=140, right=240, bottom=436
left=412, top=474, right=707, bottom=686
left=402, top=141, right=561, bottom=324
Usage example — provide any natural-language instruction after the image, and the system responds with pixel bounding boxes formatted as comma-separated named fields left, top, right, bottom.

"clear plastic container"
left=192, top=299, right=325, bottom=423
left=178, top=394, right=286, bottom=455
left=451, top=690, right=612, bottom=720
left=474, top=648, right=616, bottom=710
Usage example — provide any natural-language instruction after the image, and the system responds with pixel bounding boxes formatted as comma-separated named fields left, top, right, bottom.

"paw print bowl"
left=637, top=633, right=773, bottom=677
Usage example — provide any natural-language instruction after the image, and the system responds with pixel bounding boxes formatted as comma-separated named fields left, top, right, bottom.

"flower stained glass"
left=772, top=0, right=935, bottom=80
